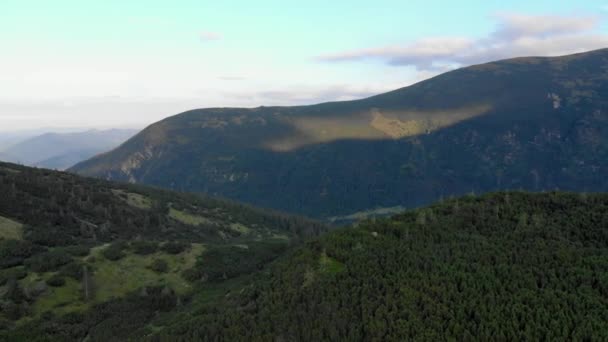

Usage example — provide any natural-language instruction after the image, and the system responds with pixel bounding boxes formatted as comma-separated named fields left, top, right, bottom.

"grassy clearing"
left=22, top=243, right=205, bottom=319
left=229, top=223, right=251, bottom=235
left=169, top=208, right=212, bottom=226
left=270, top=233, right=290, bottom=241
left=32, top=278, right=87, bottom=316
left=111, top=189, right=153, bottom=210
left=0, top=215, right=23, bottom=240
left=319, top=251, right=345, bottom=275
left=91, top=243, right=205, bottom=300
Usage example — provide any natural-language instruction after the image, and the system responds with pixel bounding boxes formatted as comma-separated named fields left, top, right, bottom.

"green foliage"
left=102, top=242, right=127, bottom=261
left=131, top=240, right=158, bottom=255
left=0, top=267, right=27, bottom=286
left=183, top=241, right=288, bottom=282
left=155, top=192, right=608, bottom=341
left=0, top=215, right=23, bottom=240
left=25, top=250, right=72, bottom=273
left=0, top=239, right=37, bottom=269
left=160, top=241, right=190, bottom=255
left=149, top=259, right=168, bottom=273
left=46, top=275, right=66, bottom=287
left=0, top=161, right=326, bottom=245
left=0, top=162, right=326, bottom=337
left=62, top=245, right=91, bottom=257
left=58, top=261, right=85, bottom=280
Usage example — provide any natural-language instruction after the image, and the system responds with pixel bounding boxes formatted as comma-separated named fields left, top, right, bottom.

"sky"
left=1, top=0, right=607, bottom=131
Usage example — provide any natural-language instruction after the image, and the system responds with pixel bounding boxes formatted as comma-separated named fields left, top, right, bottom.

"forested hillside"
left=0, top=162, right=325, bottom=339
left=147, top=192, right=608, bottom=341
left=72, top=49, right=608, bottom=218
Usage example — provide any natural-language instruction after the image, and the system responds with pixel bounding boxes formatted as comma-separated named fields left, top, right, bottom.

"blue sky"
left=1, top=0, right=607, bottom=130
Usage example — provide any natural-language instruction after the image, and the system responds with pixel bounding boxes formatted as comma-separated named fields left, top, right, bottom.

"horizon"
left=1, top=0, right=608, bottom=131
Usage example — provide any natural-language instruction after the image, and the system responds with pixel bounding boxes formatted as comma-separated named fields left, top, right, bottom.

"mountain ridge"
left=71, top=48, right=608, bottom=218
left=2, top=129, right=137, bottom=170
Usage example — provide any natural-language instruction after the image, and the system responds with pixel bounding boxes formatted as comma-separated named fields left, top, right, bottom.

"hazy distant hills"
left=72, top=48, right=608, bottom=218
left=1, top=129, right=137, bottom=170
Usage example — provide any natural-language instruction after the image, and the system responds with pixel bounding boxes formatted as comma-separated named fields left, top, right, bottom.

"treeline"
left=0, top=162, right=325, bottom=245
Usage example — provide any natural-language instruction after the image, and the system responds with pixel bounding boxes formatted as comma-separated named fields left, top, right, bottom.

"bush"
left=0, top=240, right=38, bottom=269
left=0, top=268, right=28, bottom=286
left=58, top=262, right=84, bottom=280
left=25, top=250, right=72, bottom=273
left=46, top=275, right=65, bottom=287
left=63, top=245, right=90, bottom=257
left=160, top=241, right=190, bottom=255
left=149, top=259, right=169, bottom=273
left=131, top=241, right=158, bottom=255
left=24, top=226, right=72, bottom=247
left=102, top=242, right=127, bottom=261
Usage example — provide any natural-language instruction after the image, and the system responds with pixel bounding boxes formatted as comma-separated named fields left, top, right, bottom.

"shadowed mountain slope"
left=72, top=49, right=608, bottom=218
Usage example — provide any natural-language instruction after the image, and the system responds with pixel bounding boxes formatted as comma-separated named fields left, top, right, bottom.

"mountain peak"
left=71, top=49, right=608, bottom=217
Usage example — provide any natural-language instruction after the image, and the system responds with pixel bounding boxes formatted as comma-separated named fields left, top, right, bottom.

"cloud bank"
left=316, top=13, right=608, bottom=71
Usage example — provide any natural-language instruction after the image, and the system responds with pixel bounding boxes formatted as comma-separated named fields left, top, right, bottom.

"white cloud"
left=316, top=13, right=608, bottom=71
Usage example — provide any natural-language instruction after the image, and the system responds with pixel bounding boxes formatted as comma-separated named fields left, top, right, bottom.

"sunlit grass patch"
left=169, top=208, right=212, bottom=226
left=111, top=189, right=153, bottom=209
left=0, top=215, right=23, bottom=240
left=319, top=251, right=345, bottom=275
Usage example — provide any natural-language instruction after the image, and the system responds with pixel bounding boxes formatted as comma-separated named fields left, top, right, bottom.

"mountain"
left=8, top=191, right=608, bottom=340
left=71, top=49, right=608, bottom=219
left=2, top=129, right=137, bottom=170
left=0, top=162, right=325, bottom=338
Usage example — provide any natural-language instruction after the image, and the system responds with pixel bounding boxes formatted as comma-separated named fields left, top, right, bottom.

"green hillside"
left=6, top=191, right=608, bottom=341
left=71, top=49, right=608, bottom=218
left=154, top=192, right=608, bottom=341
left=0, top=162, right=325, bottom=338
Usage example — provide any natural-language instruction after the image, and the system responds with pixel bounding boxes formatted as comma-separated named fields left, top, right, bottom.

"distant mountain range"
left=72, top=48, right=608, bottom=218
left=1, top=129, right=137, bottom=170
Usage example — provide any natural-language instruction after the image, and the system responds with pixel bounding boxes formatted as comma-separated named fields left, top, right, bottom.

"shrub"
left=58, top=262, right=85, bottom=280
left=63, top=245, right=90, bottom=257
left=102, top=242, right=127, bottom=261
left=46, top=275, right=65, bottom=287
left=25, top=250, right=72, bottom=273
left=131, top=241, right=158, bottom=255
left=0, top=268, right=28, bottom=286
left=160, top=241, right=190, bottom=255
left=0, top=240, right=38, bottom=269
left=149, top=259, right=169, bottom=273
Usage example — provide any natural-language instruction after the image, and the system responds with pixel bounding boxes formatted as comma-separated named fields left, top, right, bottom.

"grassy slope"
left=0, top=216, right=22, bottom=240
left=0, top=162, right=326, bottom=338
